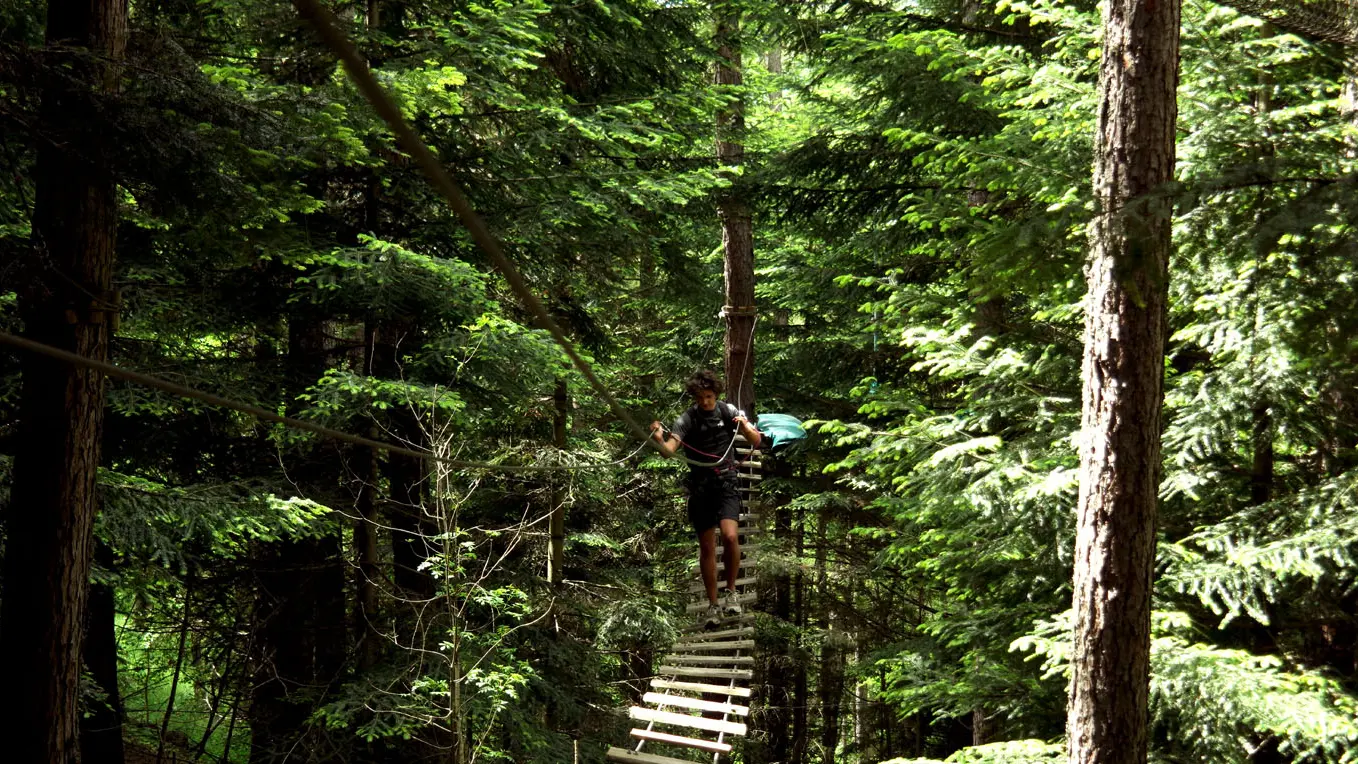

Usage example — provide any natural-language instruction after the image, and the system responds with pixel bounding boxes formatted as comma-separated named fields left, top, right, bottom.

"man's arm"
left=649, top=421, right=682, bottom=458
left=732, top=415, right=761, bottom=449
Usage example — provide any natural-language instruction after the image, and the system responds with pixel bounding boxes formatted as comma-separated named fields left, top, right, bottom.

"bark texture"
left=82, top=544, right=127, bottom=764
left=0, top=0, right=126, bottom=760
left=355, top=322, right=382, bottom=670
left=716, top=1, right=756, bottom=415
left=249, top=320, right=346, bottom=764
left=547, top=377, right=569, bottom=584
left=1068, top=1, right=1180, bottom=763
left=754, top=460, right=795, bottom=763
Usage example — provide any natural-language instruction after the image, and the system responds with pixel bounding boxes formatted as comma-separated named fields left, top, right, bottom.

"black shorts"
left=685, top=472, right=741, bottom=535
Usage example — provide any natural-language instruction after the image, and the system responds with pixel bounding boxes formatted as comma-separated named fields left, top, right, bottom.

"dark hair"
left=685, top=369, right=724, bottom=398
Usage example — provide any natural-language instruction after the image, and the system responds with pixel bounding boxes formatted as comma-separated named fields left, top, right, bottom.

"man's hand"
left=649, top=421, right=678, bottom=459
left=733, top=415, right=761, bottom=448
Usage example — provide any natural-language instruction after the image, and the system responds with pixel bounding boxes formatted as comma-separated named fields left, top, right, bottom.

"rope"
left=0, top=331, right=649, bottom=473
left=731, top=315, right=758, bottom=415
left=662, top=427, right=740, bottom=469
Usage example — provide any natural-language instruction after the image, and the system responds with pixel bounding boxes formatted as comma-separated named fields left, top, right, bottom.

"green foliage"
left=99, top=473, right=335, bottom=568
left=6, top=0, right=1358, bottom=760
left=597, top=597, right=679, bottom=649
left=884, top=738, right=1065, bottom=764
left=1015, top=611, right=1358, bottom=761
left=759, top=0, right=1358, bottom=758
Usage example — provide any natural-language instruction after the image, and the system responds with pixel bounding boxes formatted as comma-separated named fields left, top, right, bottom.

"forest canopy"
left=1, top=0, right=1357, bottom=763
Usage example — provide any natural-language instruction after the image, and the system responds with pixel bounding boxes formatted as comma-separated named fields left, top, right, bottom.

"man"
left=650, top=370, right=761, bottom=627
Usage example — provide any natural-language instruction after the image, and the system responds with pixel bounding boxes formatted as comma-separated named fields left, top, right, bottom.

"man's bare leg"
left=720, top=518, right=741, bottom=592
left=699, top=526, right=720, bottom=605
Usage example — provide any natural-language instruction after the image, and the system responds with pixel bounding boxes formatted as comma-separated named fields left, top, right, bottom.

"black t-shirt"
left=672, top=401, right=741, bottom=475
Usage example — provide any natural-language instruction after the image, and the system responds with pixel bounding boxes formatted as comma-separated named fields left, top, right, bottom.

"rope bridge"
left=608, top=436, right=763, bottom=764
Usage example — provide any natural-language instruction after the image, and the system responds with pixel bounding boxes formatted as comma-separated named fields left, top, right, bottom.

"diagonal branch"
left=1218, top=0, right=1358, bottom=47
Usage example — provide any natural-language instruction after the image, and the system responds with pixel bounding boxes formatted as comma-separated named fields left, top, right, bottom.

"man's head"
left=686, top=370, right=723, bottom=412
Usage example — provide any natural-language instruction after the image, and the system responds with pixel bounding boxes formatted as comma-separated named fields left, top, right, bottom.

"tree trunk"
left=249, top=320, right=347, bottom=764
left=82, top=543, right=127, bottom=764
left=973, top=708, right=994, bottom=746
left=547, top=378, right=569, bottom=584
left=790, top=508, right=808, bottom=764
left=620, top=649, right=652, bottom=705
left=355, top=321, right=383, bottom=670
left=1250, top=402, right=1274, bottom=506
left=0, top=0, right=126, bottom=760
left=754, top=486, right=794, bottom=763
left=155, top=577, right=193, bottom=764
left=375, top=323, right=436, bottom=598
left=1068, top=2, right=1180, bottom=763
left=819, top=625, right=846, bottom=764
left=387, top=440, right=434, bottom=596
left=716, top=0, right=756, bottom=415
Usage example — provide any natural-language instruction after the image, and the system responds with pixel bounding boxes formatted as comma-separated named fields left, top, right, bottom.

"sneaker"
left=723, top=588, right=743, bottom=617
left=702, top=603, right=722, bottom=628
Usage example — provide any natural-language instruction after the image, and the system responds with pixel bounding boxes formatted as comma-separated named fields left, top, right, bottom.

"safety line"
left=732, top=316, right=758, bottom=414
left=0, top=330, right=646, bottom=473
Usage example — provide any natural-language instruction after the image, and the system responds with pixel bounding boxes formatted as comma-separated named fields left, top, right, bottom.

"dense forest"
left=2, top=0, right=1358, bottom=762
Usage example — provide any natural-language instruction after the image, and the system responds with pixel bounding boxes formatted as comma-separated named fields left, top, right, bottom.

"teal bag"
left=756, top=413, right=807, bottom=454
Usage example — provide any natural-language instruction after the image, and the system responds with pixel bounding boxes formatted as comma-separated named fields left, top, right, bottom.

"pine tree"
left=1069, top=1, right=1182, bottom=762
left=0, top=0, right=127, bottom=760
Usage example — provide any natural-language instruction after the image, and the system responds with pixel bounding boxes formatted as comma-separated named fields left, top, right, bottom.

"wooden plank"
left=685, top=592, right=757, bottom=613
left=688, top=576, right=756, bottom=593
left=644, top=692, right=750, bottom=717
left=662, top=654, right=755, bottom=666
left=715, top=545, right=757, bottom=558
left=669, top=639, right=755, bottom=653
left=657, top=665, right=754, bottom=680
left=606, top=747, right=701, bottom=764
left=650, top=678, right=752, bottom=698
left=674, top=626, right=754, bottom=643
left=629, top=706, right=747, bottom=736
left=679, top=612, right=756, bottom=633
left=692, top=561, right=755, bottom=576
left=629, top=729, right=730, bottom=754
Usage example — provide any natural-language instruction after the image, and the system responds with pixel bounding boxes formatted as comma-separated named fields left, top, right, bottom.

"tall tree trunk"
left=716, top=0, right=755, bottom=414
left=250, top=320, right=347, bottom=764
left=790, top=508, right=809, bottom=764
left=155, top=576, right=193, bottom=763
left=1250, top=402, right=1274, bottom=506
left=547, top=378, right=569, bottom=584
left=0, top=0, right=126, bottom=760
left=754, top=471, right=794, bottom=763
left=82, top=543, right=127, bottom=764
left=815, top=509, right=843, bottom=763
left=387, top=440, right=434, bottom=596
left=374, top=323, right=436, bottom=598
left=1068, top=2, right=1180, bottom=763
left=355, top=321, right=383, bottom=670
left=819, top=623, right=846, bottom=764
